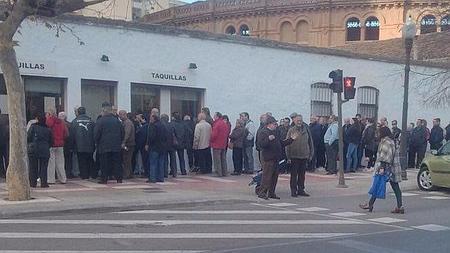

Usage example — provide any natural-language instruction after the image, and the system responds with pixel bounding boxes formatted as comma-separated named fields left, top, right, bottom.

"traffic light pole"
left=337, top=92, right=348, bottom=188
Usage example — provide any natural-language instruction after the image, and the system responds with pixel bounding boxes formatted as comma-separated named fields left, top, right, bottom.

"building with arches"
left=143, top=0, right=449, bottom=47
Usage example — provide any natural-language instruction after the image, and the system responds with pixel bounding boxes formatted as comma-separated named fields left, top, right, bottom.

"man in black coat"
left=135, top=113, right=148, bottom=176
left=309, top=116, right=322, bottom=171
left=71, top=107, right=96, bottom=179
left=145, top=114, right=169, bottom=183
left=346, top=118, right=362, bottom=173
left=183, top=115, right=196, bottom=171
left=171, top=112, right=188, bottom=176
left=429, top=118, right=444, bottom=151
left=94, top=102, right=124, bottom=184
left=409, top=119, right=428, bottom=169
left=256, top=116, right=295, bottom=200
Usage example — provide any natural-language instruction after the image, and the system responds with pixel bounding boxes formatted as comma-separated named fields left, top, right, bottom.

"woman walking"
left=27, top=114, right=53, bottom=188
left=230, top=119, right=248, bottom=175
left=359, top=127, right=404, bottom=213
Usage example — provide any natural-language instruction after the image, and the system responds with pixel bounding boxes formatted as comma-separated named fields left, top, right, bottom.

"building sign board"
left=0, top=59, right=56, bottom=75
left=142, top=69, right=192, bottom=86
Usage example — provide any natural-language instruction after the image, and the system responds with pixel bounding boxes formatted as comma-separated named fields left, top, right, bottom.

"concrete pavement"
left=0, top=169, right=420, bottom=218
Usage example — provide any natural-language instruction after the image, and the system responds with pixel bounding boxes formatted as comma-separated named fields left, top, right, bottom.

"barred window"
left=441, top=15, right=450, bottom=32
left=420, top=15, right=437, bottom=34
left=311, top=83, right=333, bottom=117
left=346, top=17, right=361, bottom=41
left=225, top=26, right=236, bottom=35
left=239, top=24, right=250, bottom=36
left=365, top=16, right=380, bottom=41
left=357, top=86, right=379, bottom=120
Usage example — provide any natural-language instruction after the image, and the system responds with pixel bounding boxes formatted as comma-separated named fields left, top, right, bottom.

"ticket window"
left=170, top=88, right=203, bottom=119
left=0, top=75, right=65, bottom=122
left=131, top=83, right=160, bottom=115
left=81, top=79, right=116, bottom=120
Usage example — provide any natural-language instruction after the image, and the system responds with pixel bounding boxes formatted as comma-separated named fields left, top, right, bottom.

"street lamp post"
left=399, top=17, right=417, bottom=180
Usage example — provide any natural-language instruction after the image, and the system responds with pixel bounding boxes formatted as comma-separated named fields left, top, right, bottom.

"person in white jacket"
left=193, top=113, right=212, bottom=174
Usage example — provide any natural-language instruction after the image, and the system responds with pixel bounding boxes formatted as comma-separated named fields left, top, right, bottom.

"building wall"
left=0, top=19, right=448, bottom=126
left=146, top=0, right=449, bottom=47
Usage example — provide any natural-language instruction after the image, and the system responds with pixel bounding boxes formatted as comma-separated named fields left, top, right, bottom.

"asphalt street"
left=0, top=188, right=449, bottom=253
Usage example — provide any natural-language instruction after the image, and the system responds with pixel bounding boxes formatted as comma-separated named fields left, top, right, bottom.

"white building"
left=0, top=16, right=449, bottom=125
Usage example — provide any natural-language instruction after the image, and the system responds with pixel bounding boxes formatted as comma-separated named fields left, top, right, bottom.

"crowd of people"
left=0, top=105, right=449, bottom=204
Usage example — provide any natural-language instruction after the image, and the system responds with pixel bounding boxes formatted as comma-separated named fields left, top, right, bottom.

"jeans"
left=213, top=148, right=228, bottom=177
left=346, top=143, right=358, bottom=172
left=186, top=148, right=194, bottom=168
left=29, top=156, right=49, bottom=187
left=243, top=146, right=254, bottom=173
left=290, top=159, right=307, bottom=194
left=176, top=149, right=187, bottom=175
left=408, top=144, right=426, bottom=168
left=48, top=147, right=66, bottom=184
left=232, top=147, right=243, bottom=174
left=64, top=148, right=73, bottom=178
left=149, top=151, right=165, bottom=182
left=0, top=145, right=8, bottom=177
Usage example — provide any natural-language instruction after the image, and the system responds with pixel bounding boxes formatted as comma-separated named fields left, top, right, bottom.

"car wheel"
left=417, top=166, right=435, bottom=191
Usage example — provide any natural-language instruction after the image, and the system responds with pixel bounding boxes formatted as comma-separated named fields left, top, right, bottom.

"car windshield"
left=440, top=142, right=450, bottom=155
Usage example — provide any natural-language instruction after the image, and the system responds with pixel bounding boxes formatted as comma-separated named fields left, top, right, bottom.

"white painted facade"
left=0, top=18, right=448, bottom=126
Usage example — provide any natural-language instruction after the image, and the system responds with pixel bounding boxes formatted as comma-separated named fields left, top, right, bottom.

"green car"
left=417, top=142, right=450, bottom=191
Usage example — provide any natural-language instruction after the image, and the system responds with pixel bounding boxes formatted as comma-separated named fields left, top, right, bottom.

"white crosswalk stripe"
left=116, top=210, right=300, bottom=214
left=0, top=251, right=204, bottom=253
left=0, top=232, right=356, bottom=239
left=195, top=176, right=237, bottom=183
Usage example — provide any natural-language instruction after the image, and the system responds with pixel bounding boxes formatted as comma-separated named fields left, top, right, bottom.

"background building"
left=0, top=16, right=448, bottom=126
left=73, top=0, right=187, bottom=21
left=144, top=0, right=449, bottom=47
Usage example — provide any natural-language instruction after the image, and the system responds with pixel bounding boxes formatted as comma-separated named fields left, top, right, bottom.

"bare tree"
left=414, top=69, right=450, bottom=108
left=0, top=0, right=107, bottom=201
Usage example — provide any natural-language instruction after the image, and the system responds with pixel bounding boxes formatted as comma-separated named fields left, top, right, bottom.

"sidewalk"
left=0, top=169, right=419, bottom=218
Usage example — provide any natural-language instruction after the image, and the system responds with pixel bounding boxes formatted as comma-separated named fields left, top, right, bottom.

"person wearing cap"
left=46, top=110, right=69, bottom=184
left=256, top=115, right=296, bottom=200
left=285, top=113, right=314, bottom=197
left=95, top=102, right=125, bottom=184
left=71, top=107, right=96, bottom=179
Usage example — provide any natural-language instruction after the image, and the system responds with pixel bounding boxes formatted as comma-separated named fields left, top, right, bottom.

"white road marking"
left=277, top=178, right=290, bottom=181
left=413, top=224, right=450, bottom=231
left=423, top=196, right=450, bottom=200
left=0, top=219, right=367, bottom=225
left=367, top=217, right=406, bottom=224
left=111, top=185, right=158, bottom=190
left=0, top=232, right=355, bottom=239
left=32, top=188, right=95, bottom=193
left=396, top=192, right=419, bottom=197
left=173, top=178, right=202, bottom=183
left=267, top=203, right=297, bottom=207
left=329, top=212, right=366, bottom=217
left=0, top=197, right=60, bottom=205
left=71, top=180, right=108, bottom=188
left=196, top=176, right=237, bottom=183
left=331, top=239, right=410, bottom=253
left=0, top=251, right=204, bottom=253
left=296, top=207, right=330, bottom=212
left=155, top=182, right=177, bottom=185
left=116, top=210, right=300, bottom=214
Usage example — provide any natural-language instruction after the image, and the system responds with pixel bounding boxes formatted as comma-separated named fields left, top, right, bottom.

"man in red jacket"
left=210, top=112, right=231, bottom=177
left=46, top=111, right=68, bottom=184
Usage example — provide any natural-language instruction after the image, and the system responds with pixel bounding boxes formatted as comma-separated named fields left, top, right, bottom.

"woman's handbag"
left=368, top=173, right=389, bottom=199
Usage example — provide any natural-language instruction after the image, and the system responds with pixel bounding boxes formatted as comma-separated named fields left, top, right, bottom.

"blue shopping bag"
left=368, top=174, right=389, bottom=199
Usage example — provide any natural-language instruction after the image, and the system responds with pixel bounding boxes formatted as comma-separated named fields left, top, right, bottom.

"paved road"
left=0, top=188, right=449, bottom=253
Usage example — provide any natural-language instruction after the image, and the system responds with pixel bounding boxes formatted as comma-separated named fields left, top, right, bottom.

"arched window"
left=296, top=20, right=309, bottom=44
left=441, top=15, right=450, bottom=32
left=311, top=83, right=333, bottom=117
left=365, top=16, right=380, bottom=40
left=420, top=15, right=437, bottom=34
left=346, top=17, right=361, bottom=41
left=239, top=24, right=250, bottom=36
left=357, top=86, right=379, bottom=120
left=225, top=26, right=236, bottom=35
left=280, top=21, right=295, bottom=43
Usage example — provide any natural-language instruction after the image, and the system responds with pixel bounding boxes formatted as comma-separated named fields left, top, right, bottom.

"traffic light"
left=328, top=69, right=343, bottom=93
left=343, top=77, right=356, bottom=100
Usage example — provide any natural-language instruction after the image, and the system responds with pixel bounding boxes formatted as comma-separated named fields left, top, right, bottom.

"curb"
left=0, top=198, right=248, bottom=219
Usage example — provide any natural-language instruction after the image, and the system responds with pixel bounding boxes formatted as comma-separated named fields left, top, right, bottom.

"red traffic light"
left=343, top=77, right=356, bottom=100
left=344, top=77, right=353, bottom=88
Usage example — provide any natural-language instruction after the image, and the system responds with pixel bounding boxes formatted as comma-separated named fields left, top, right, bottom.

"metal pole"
left=399, top=38, right=413, bottom=181
left=337, top=92, right=347, bottom=188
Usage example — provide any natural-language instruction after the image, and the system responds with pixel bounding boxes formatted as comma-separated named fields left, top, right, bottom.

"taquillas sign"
left=151, top=72, right=187, bottom=82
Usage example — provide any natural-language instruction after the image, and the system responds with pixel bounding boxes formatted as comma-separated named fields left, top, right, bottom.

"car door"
left=430, top=142, right=450, bottom=187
